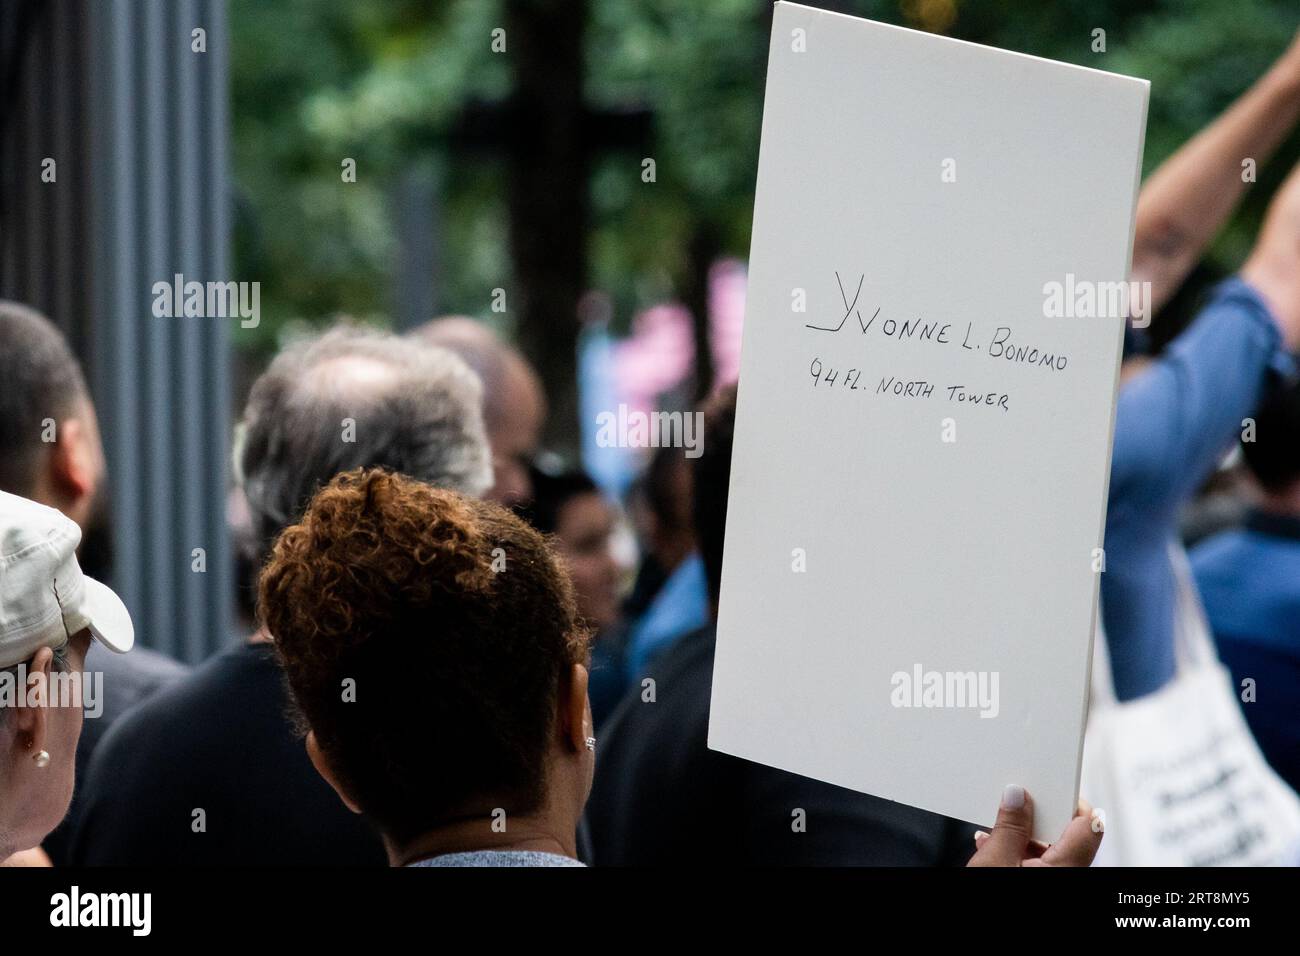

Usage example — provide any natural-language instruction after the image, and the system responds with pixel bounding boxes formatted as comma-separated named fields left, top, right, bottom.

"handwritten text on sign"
left=806, top=272, right=1073, bottom=413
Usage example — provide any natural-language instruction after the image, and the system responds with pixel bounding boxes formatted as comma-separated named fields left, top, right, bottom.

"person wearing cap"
left=0, top=490, right=133, bottom=862
left=0, top=301, right=188, bottom=865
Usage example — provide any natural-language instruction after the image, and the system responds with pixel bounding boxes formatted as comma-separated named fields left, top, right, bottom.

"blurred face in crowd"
left=631, top=451, right=695, bottom=573
left=551, top=492, right=621, bottom=631
left=0, top=629, right=92, bottom=859
left=486, top=354, right=546, bottom=507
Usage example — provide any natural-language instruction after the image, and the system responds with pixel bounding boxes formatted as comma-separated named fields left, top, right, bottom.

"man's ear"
left=14, top=647, right=54, bottom=756
left=305, top=731, right=363, bottom=815
left=563, top=663, right=590, bottom=753
left=48, top=418, right=96, bottom=504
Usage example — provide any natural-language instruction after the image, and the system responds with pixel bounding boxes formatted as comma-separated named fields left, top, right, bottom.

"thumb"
left=968, top=785, right=1034, bottom=867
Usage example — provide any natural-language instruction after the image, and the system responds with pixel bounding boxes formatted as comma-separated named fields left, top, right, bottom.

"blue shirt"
left=623, top=551, right=710, bottom=681
left=1101, top=278, right=1289, bottom=700
left=1191, top=510, right=1300, bottom=792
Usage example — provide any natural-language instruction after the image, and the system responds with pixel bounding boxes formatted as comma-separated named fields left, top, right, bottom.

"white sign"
left=709, top=2, right=1148, bottom=842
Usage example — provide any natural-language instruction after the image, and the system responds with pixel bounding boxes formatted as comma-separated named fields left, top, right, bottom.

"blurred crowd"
left=3, top=31, right=1300, bottom=869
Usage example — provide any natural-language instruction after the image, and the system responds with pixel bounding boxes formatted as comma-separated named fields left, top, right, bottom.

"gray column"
left=392, top=159, right=442, bottom=332
left=1, top=0, right=234, bottom=663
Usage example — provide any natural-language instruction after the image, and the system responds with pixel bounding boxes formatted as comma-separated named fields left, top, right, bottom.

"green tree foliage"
left=231, top=0, right=1300, bottom=356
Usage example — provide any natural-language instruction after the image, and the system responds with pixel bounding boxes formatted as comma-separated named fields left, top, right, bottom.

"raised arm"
left=1113, top=160, right=1300, bottom=512
left=1102, top=162, right=1300, bottom=702
left=1243, top=160, right=1300, bottom=349
left=1131, top=31, right=1300, bottom=319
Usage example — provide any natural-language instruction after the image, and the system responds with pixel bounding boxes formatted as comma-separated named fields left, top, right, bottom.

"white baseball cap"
left=0, top=490, right=134, bottom=669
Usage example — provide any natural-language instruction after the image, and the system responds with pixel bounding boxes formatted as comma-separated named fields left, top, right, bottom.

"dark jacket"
left=586, top=625, right=977, bottom=865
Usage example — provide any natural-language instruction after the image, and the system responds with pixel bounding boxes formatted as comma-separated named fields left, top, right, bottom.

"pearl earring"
left=34, top=750, right=50, bottom=768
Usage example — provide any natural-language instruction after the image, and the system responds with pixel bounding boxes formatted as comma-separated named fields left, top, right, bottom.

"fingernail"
left=973, top=830, right=990, bottom=844
left=1001, top=784, right=1025, bottom=810
left=1090, top=809, right=1105, bottom=834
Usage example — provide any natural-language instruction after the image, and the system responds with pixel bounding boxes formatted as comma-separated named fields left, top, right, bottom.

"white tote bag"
left=1081, top=547, right=1300, bottom=866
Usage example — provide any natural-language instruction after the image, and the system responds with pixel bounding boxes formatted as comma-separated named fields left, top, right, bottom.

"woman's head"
left=259, top=468, right=593, bottom=854
left=0, top=631, right=92, bottom=856
left=526, top=469, right=621, bottom=631
left=0, top=490, right=133, bottom=859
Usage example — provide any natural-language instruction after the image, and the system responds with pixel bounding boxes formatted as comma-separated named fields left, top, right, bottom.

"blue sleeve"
left=1101, top=278, right=1291, bottom=701
left=1110, top=278, right=1289, bottom=519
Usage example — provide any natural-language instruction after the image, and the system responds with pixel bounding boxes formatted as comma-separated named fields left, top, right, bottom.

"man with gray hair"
left=235, top=326, right=493, bottom=557
left=69, top=325, right=492, bottom=866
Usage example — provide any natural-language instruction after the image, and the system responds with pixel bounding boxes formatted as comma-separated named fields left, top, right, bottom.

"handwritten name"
left=806, top=272, right=1069, bottom=372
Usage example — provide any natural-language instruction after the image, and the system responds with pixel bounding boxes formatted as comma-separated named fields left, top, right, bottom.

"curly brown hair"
left=258, top=468, right=590, bottom=844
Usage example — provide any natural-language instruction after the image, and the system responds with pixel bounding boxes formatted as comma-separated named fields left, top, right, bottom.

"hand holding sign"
left=968, top=789, right=1104, bottom=867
